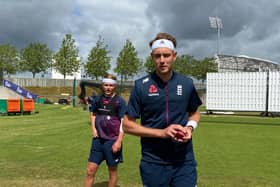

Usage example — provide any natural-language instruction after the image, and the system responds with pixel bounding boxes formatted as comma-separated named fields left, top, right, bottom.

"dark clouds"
left=146, top=0, right=280, bottom=61
left=1, top=0, right=280, bottom=63
left=147, top=0, right=279, bottom=40
left=0, top=0, right=73, bottom=50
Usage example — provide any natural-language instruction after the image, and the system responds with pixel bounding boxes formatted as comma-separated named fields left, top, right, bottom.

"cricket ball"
left=175, top=131, right=185, bottom=139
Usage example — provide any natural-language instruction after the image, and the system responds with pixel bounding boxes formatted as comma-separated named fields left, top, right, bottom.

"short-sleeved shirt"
left=126, top=71, right=202, bottom=164
left=91, top=94, right=126, bottom=140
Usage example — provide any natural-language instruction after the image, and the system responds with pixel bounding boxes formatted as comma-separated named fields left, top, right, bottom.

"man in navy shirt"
left=124, top=32, right=202, bottom=187
left=84, top=74, right=126, bottom=187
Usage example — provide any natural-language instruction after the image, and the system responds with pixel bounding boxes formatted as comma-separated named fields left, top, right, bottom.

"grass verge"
left=0, top=104, right=279, bottom=186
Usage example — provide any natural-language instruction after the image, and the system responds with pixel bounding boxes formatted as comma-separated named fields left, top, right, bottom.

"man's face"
left=151, top=48, right=177, bottom=75
left=102, top=83, right=116, bottom=96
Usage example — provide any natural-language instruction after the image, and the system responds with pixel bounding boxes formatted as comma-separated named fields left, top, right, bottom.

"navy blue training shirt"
left=90, top=95, right=127, bottom=140
left=126, top=71, right=202, bottom=164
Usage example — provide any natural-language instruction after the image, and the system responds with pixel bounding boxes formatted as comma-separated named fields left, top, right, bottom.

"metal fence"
left=5, top=77, right=206, bottom=90
left=3, top=77, right=206, bottom=104
left=5, top=77, right=83, bottom=87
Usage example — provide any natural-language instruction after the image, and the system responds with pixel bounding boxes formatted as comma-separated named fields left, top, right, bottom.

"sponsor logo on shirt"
left=142, top=78, right=149, bottom=83
left=148, top=84, right=159, bottom=96
left=177, top=85, right=182, bottom=96
left=103, top=100, right=110, bottom=104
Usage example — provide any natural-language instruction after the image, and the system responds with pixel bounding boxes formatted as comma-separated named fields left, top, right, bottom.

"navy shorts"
left=140, top=160, right=197, bottom=187
left=88, top=138, right=123, bottom=167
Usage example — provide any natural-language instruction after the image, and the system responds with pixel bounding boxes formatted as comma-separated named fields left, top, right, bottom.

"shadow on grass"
left=201, top=114, right=280, bottom=127
left=202, top=120, right=280, bottom=127
left=94, top=181, right=120, bottom=187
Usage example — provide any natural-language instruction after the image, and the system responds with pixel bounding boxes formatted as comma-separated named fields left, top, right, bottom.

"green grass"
left=195, top=115, right=280, bottom=187
left=0, top=105, right=279, bottom=187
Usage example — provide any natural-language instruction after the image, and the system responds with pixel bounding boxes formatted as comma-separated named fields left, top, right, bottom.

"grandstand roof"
left=215, top=54, right=280, bottom=72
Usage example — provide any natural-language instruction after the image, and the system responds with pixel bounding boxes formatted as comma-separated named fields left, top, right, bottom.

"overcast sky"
left=1, top=0, right=280, bottom=66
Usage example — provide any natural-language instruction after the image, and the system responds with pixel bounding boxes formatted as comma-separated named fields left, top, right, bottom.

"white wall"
left=269, top=72, right=280, bottom=112
left=206, top=72, right=280, bottom=112
left=50, top=68, right=81, bottom=79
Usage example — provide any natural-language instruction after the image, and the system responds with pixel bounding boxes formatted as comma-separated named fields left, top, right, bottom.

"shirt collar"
left=151, top=71, right=176, bottom=85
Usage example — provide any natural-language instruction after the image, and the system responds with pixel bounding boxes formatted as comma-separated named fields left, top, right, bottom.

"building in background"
left=7, top=67, right=82, bottom=80
left=215, top=54, right=280, bottom=72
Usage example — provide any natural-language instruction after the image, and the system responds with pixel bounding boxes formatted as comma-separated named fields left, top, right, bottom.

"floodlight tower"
left=209, top=16, right=223, bottom=55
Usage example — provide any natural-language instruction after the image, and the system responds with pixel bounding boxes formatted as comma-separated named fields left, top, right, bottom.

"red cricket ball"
left=175, top=131, right=185, bottom=139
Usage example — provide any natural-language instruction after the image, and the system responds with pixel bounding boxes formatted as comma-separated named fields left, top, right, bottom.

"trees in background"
left=20, top=43, right=52, bottom=78
left=53, top=34, right=80, bottom=80
left=84, top=36, right=111, bottom=80
left=192, top=57, right=217, bottom=82
left=1, top=34, right=217, bottom=82
left=144, top=54, right=217, bottom=82
left=115, top=39, right=141, bottom=81
left=143, top=56, right=154, bottom=74
left=0, top=44, right=19, bottom=84
left=173, top=55, right=197, bottom=76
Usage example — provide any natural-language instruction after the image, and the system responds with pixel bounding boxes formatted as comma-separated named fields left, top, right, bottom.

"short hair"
left=104, top=73, right=117, bottom=81
left=149, top=32, right=177, bottom=48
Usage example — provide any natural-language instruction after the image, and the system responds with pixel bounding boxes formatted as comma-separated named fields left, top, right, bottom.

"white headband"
left=151, top=39, right=175, bottom=51
left=102, top=78, right=117, bottom=84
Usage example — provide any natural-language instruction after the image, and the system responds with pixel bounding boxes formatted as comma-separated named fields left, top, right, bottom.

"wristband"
left=186, top=120, right=198, bottom=131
